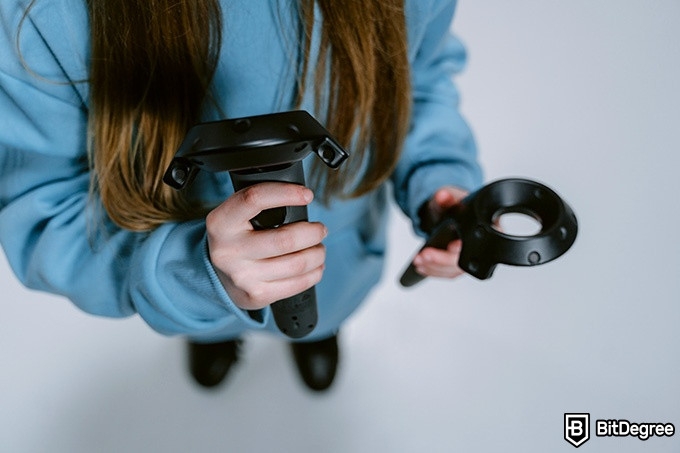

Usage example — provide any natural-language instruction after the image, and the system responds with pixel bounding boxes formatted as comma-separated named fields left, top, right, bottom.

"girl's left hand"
left=412, top=186, right=468, bottom=279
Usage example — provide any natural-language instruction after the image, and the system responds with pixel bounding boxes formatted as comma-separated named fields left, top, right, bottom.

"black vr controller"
left=400, top=178, right=578, bottom=286
left=163, top=110, right=348, bottom=338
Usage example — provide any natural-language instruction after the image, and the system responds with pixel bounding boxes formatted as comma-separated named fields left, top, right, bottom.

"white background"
left=1, top=1, right=679, bottom=452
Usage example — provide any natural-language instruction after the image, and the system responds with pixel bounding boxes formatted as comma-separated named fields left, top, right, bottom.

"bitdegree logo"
left=565, top=413, right=590, bottom=447
left=565, top=413, right=676, bottom=447
left=596, top=419, right=675, bottom=441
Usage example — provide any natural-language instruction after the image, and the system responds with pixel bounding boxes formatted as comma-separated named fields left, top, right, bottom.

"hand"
left=412, top=186, right=468, bottom=279
left=206, top=182, right=327, bottom=310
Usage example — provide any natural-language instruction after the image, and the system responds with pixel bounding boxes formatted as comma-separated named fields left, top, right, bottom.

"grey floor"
left=2, top=1, right=679, bottom=452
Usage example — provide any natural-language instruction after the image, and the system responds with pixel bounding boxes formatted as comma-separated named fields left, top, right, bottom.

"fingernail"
left=304, top=189, right=314, bottom=203
left=413, top=256, right=423, bottom=266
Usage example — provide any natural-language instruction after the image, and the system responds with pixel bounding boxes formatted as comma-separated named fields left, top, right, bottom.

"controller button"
left=171, top=166, right=189, bottom=186
left=528, top=251, right=541, bottom=264
left=251, top=207, right=287, bottom=229
left=232, top=119, right=251, bottom=133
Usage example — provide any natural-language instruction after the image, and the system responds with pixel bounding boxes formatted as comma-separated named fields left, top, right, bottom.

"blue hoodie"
left=0, top=0, right=482, bottom=342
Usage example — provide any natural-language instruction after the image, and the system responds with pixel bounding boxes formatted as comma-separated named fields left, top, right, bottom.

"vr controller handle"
left=399, top=218, right=460, bottom=288
left=228, top=161, right=318, bottom=339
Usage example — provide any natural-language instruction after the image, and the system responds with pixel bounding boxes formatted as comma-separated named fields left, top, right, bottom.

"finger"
left=240, top=221, right=327, bottom=260
left=427, top=186, right=469, bottom=220
left=414, top=241, right=462, bottom=267
left=239, top=264, right=326, bottom=310
left=212, top=182, right=314, bottom=230
left=412, top=241, right=464, bottom=279
left=415, top=262, right=465, bottom=279
left=415, top=248, right=455, bottom=267
left=437, top=186, right=467, bottom=205
left=432, top=189, right=458, bottom=210
left=255, top=243, right=326, bottom=282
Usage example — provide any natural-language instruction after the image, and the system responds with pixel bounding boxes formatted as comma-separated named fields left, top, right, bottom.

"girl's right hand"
left=205, top=182, right=327, bottom=310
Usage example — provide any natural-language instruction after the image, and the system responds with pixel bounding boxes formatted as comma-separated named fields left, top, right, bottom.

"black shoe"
left=290, top=335, right=339, bottom=392
left=188, top=339, right=241, bottom=388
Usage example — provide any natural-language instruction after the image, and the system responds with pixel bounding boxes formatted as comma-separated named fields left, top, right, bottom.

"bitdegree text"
left=596, top=419, right=675, bottom=441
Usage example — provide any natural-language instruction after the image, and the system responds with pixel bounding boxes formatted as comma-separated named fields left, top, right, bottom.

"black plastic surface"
left=163, top=111, right=347, bottom=190
left=163, top=111, right=348, bottom=338
left=400, top=178, right=578, bottom=286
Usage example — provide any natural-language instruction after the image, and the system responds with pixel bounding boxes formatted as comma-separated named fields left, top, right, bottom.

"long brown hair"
left=87, top=0, right=411, bottom=231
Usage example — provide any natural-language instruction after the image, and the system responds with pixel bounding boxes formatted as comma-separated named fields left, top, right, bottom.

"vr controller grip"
left=269, top=289, right=318, bottom=339
left=400, top=219, right=460, bottom=287
left=229, top=161, right=318, bottom=338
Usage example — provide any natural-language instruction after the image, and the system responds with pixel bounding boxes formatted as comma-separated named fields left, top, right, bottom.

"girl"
left=0, top=0, right=482, bottom=391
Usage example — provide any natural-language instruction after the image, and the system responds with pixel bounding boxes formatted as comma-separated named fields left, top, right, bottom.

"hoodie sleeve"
left=391, top=0, right=483, bottom=236
left=0, top=1, right=266, bottom=336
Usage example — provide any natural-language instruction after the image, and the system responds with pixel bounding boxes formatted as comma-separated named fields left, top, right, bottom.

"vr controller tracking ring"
left=400, top=178, right=578, bottom=286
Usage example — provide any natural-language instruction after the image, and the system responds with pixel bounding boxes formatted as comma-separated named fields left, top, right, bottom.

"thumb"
left=433, top=188, right=459, bottom=209
left=429, top=186, right=468, bottom=213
